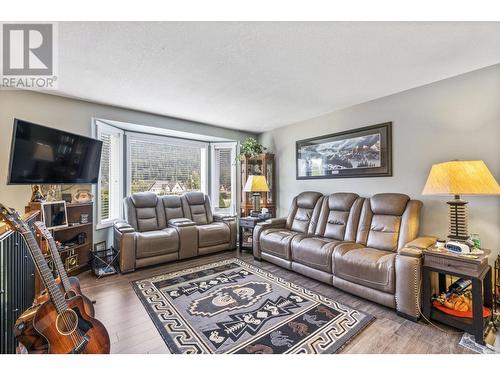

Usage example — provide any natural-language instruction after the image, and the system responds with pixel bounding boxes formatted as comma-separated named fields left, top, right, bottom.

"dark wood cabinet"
left=26, top=202, right=93, bottom=280
left=239, top=216, right=268, bottom=252
left=240, top=153, right=276, bottom=217
left=422, top=248, right=493, bottom=345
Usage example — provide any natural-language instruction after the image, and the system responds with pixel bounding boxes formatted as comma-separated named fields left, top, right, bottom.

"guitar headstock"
left=0, top=203, right=30, bottom=233
left=33, top=221, right=51, bottom=238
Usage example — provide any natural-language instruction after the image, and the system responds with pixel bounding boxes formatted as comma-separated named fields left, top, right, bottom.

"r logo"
left=2, top=23, right=53, bottom=76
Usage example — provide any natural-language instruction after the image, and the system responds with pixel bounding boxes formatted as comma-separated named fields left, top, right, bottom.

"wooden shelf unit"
left=26, top=201, right=94, bottom=278
left=240, top=153, right=276, bottom=217
left=54, top=222, right=92, bottom=232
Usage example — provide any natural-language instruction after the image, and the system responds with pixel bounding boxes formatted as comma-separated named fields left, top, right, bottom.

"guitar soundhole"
left=56, top=309, right=78, bottom=335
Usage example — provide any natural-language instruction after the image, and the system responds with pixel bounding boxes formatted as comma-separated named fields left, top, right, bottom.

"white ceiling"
left=53, top=22, right=500, bottom=132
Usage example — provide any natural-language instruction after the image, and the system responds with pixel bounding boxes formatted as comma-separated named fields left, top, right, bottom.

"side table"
left=238, top=216, right=268, bottom=252
left=422, top=247, right=493, bottom=345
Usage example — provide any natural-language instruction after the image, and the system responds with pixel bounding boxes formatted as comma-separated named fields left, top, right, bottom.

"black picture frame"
left=296, top=122, right=392, bottom=180
left=94, top=241, right=107, bottom=253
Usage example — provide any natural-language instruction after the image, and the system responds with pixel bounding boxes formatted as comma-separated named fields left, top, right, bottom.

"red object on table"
left=432, top=300, right=491, bottom=318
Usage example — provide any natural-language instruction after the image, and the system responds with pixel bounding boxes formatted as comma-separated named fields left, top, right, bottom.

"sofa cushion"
left=136, top=229, right=179, bottom=259
left=260, top=228, right=300, bottom=260
left=131, top=192, right=158, bottom=208
left=135, top=206, right=159, bottom=232
left=333, top=245, right=396, bottom=293
left=289, top=207, right=315, bottom=233
left=291, top=235, right=340, bottom=273
left=182, top=192, right=213, bottom=225
left=367, top=214, right=402, bottom=251
left=356, top=193, right=412, bottom=252
left=323, top=210, right=350, bottom=239
left=286, top=191, right=323, bottom=234
left=314, top=193, right=362, bottom=242
left=370, top=193, right=410, bottom=216
left=197, top=222, right=230, bottom=247
left=162, top=195, right=185, bottom=220
left=189, top=203, right=209, bottom=225
left=184, top=191, right=206, bottom=205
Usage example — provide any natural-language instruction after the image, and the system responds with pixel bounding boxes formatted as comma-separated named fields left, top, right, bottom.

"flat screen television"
left=7, top=119, right=103, bottom=184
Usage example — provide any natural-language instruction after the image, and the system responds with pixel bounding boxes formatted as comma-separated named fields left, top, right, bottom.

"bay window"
left=126, top=133, right=208, bottom=196
left=95, top=119, right=238, bottom=227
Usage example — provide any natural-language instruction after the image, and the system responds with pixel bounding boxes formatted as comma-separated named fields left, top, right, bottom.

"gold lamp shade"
left=422, top=160, right=500, bottom=241
left=243, top=175, right=270, bottom=193
left=422, top=160, right=500, bottom=196
left=243, top=175, right=269, bottom=217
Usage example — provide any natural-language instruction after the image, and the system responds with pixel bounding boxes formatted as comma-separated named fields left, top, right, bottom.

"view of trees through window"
left=129, top=137, right=204, bottom=196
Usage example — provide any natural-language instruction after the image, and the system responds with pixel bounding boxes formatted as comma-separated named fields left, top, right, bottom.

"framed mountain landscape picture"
left=296, top=122, right=392, bottom=179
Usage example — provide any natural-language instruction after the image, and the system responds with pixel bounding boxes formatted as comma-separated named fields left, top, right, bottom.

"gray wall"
left=259, top=64, right=500, bottom=257
left=0, top=90, right=255, bottom=243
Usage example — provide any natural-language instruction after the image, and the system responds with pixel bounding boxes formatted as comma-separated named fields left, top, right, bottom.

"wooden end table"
left=238, top=216, right=268, bottom=252
left=422, top=247, right=493, bottom=345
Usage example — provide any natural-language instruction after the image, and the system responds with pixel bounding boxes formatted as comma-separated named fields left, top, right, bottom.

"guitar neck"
left=21, top=229, right=68, bottom=314
left=44, top=230, right=72, bottom=292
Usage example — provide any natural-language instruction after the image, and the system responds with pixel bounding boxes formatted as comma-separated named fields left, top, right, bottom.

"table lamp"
left=243, top=175, right=269, bottom=217
left=422, top=160, right=500, bottom=241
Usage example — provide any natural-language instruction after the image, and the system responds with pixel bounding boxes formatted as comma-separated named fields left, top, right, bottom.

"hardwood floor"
left=79, top=251, right=473, bottom=354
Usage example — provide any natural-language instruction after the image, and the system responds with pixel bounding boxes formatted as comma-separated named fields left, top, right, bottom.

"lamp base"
left=447, top=195, right=469, bottom=241
left=251, top=192, right=261, bottom=214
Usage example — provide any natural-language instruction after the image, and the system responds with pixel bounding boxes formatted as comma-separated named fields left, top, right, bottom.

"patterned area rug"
left=132, top=258, right=374, bottom=354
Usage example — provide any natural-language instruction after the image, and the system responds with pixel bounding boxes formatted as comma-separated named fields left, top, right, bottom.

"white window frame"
left=94, top=120, right=124, bottom=229
left=210, top=142, right=237, bottom=215
left=125, top=132, right=208, bottom=196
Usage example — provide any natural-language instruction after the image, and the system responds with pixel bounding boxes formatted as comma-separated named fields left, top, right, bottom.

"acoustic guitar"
left=33, top=221, right=95, bottom=317
left=0, top=203, right=110, bottom=354
left=14, top=305, right=49, bottom=354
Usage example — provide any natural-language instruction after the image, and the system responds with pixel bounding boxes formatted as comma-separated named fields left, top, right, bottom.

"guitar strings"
left=24, top=229, right=82, bottom=348
left=34, top=225, right=85, bottom=348
left=40, top=227, right=85, bottom=347
left=30, top=230, right=80, bottom=346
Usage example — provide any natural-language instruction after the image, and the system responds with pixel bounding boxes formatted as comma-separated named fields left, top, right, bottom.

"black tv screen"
left=8, top=119, right=103, bottom=184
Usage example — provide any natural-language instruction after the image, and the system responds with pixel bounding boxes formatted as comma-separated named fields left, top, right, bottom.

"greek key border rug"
left=132, top=258, right=374, bottom=354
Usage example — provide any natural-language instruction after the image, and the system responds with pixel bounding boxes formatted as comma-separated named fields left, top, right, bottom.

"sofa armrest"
left=113, top=221, right=137, bottom=273
left=395, top=236, right=436, bottom=320
left=398, top=247, right=423, bottom=258
left=212, top=215, right=237, bottom=249
left=404, top=236, right=437, bottom=250
left=258, top=217, right=287, bottom=228
left=253, top=217, right=287, bottom=258
left=114, top=221, right=135, bottom=233
left=395, top=251, right=423, bottom=320
left=213, top=214, right=236, bottom=222
left=168, top=218, right=196, bottom=227
left=167, top=219, right=198, bottom=259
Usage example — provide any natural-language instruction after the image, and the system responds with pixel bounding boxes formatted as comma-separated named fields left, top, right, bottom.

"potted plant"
left=239, top=138, right=267, bottom=159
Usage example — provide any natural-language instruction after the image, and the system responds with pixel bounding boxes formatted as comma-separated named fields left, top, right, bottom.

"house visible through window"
left=127, top=133, right=208, bottom=196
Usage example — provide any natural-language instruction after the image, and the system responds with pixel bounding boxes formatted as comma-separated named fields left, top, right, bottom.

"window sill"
left=96, top=220, right=116, bottom=231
